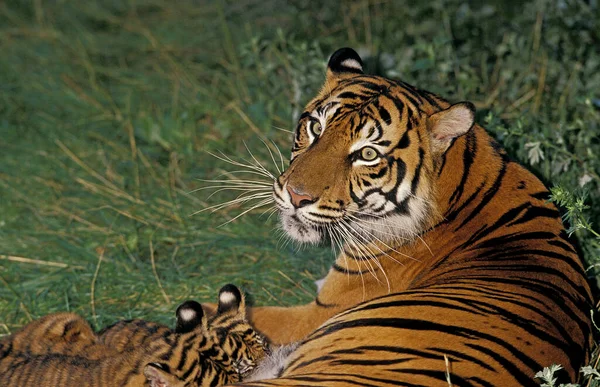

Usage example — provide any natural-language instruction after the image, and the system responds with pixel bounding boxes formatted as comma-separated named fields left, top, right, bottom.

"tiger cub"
left=0, top=311, right=108, bottom=359
left=0, top=284, right=269, bottom=386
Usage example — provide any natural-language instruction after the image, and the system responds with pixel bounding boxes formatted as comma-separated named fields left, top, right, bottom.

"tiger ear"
left=427, top=102, right=475, bottom=154
left=144, top=363, right=184, bottom=387
left=216, top=284, right=246, bottom=317
left=175, top=300, right=206, bottom=333
left=326, top=47, right=364, bottom=84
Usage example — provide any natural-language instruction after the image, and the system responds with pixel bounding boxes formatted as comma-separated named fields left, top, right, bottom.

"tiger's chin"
left=281, top=215, right=322, bottom=244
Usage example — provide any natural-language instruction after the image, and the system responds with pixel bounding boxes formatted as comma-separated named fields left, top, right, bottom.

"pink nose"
left=286, top=185, right=316, bottom=208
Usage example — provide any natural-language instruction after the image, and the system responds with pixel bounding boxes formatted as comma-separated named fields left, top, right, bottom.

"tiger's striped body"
left=0, top=285, right=268, bottom=386
left=230, top=48, right=593, bottom=386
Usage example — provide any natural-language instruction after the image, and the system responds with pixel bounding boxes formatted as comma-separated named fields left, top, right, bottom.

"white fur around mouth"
left=281, top=213, right=321, bottom=244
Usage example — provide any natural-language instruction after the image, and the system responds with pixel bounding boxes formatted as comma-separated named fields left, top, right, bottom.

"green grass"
left=0, top=0, right=599, bottom=383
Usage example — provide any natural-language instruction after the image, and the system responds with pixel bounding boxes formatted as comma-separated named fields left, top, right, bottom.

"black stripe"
left=278, top=374, right=376, bottom=387
left=368, top=166, right=388, bottom=179
left=378, top=104, right=392, bottom=125
left=449, top=130, right=477, bottom=206
left=505, top=205, right=560, bottom=227
left=315, top=296, right=336, bottom=308
left=474, top=230, right=557, bottom=250
left=410, top=148, right=424, bottom=194
left=392, top=98, right=405, bottom=120
left=396, top=131, right=410, bottom=149
left=464, top=343, right=540, bottom=386
left=390, top=369, right=480, bottom=387
left=419, top=89, right=443, bottom=110
left=460, top=202, right=530, bottom=237
left=332, top=262, right=368, bottom=275
left=547, top=239, right=576, bottom=254
left=456, top=154, right=508, bottom=229
left=442, top=179, right=486, bottom=225
left=338, top=91, right=360, bottom=99
left=305, top=317, right=544, bottom=372
left=399, top=89, right=422, bottom=108
left=530, top=191, right=549, bottom=200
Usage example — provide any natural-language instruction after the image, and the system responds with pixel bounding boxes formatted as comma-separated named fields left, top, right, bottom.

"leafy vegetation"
left=0, top=0, right=598, bottom=384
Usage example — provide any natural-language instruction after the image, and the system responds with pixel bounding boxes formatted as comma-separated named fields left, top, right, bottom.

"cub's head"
left=209, top=284, right=269, bottom=378
left=274, top=48, right=475, bottom=245
left=144, top=285, right=269, bottom=387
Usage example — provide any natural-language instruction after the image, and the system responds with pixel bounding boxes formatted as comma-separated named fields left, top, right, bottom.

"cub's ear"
left=216, top=284, right=245, bottom=316
left=427, top=102, right=475, bottom=154
left=175, top=300, right=205, bottom=334
left=326, top=47, right=363, bottom=84
left=144, top=363, right=184, bottom=387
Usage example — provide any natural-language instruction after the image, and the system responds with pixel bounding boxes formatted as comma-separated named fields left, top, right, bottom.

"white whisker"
left=345, top=214, right=420, bottom=264
left=272, top=125, right=294, bottom=134
left=260, top=138, right=282, bottom=176
left=205, top=187, right=271, bottom=201
left=346, top=208, right=433, bottom=257
left=207, top=151, right=274, bottom=179
left=243, top=142, right=276, bottom=180
left=218, top=198, right=275, bottom=227
left=343, top=220, right=392, bottom=291
left=337, top=221, right=381, bottom=285
left=196, top=178, right=273, bottom=186
left=190, top=192, right=272, bottom=216
left=329, top=224, right=365, bottom=298
left=270, top=139, right=286, bottom=173
left=339, top=220, right=391, bottom=291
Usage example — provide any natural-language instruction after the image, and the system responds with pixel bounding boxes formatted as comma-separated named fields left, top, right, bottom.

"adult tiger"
left=227, top=48, right=594, bottom=386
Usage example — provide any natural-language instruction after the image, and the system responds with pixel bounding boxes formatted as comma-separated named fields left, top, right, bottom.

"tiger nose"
left=286, top=185, right=317, bottom=208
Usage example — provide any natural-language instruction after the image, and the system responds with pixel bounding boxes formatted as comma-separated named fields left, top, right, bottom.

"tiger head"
left=274, top=48, right=475, bottom=245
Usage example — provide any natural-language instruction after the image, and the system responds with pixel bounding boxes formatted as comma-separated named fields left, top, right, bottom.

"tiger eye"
left=360, top=147, right=378, bottom=161
left=311, top=122, right=323, bottom=136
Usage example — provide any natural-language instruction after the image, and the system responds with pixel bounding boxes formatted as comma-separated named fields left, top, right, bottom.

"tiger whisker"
left=243, top=142, right=277, bottom=180
left=261, top=206, right=279, bottom=219
left=345, top=212, right=411, bottom=244
left=259, top=138, right=282, bottom=176
left=190, top=193, right=273, bottom=216
left=270, top=139, right=286, bottom=174
left=327, top=225, right=350, bottom=286
left=196, top=178, right=274, bottom=186
left=206, top=169, right=276, bottom=181
left=272, top=125, right=294, bottom=134
left=209, top=151, right=277, bottom=184
left=201, top=187, right=273, bottom=200
left=345, top=214, right=421, bottom=264
left=345, top=213, right=412, bottom=242
left=346, top=209, right=433, bottom=257
left=328, top=224, right=365, bottom=298
left=276, top=227, right=293, bottom=251
left=190, top=186, right=271, bottom=201
left=207, top=151, right=274, bottom=179
left=218, top=198, right=275, bottom=227
left=340, top=219, right=392, bottom=292
left=343, top=222, right=409, bottom=294
left=336, top=221, right=383, bottom=286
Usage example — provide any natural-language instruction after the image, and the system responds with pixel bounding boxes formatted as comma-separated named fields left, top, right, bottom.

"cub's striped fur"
left=224, top=48, right=593, bottom=386
left=0, top=284, right=268, bottom=386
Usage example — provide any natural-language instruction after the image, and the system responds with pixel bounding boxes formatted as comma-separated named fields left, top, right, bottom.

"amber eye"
left=360, top=147, right=378, bottom=161
left=310, top=121, right=323, bottom=137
